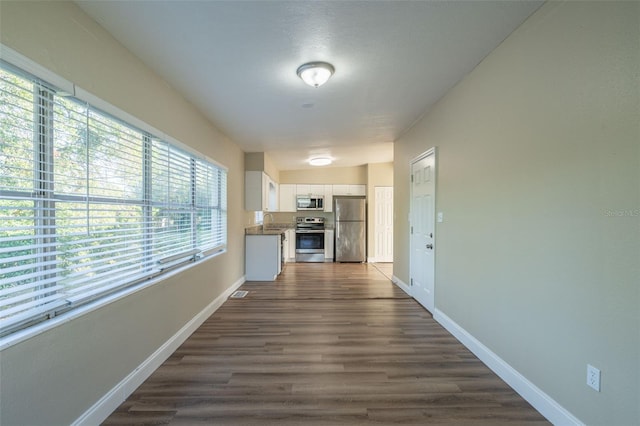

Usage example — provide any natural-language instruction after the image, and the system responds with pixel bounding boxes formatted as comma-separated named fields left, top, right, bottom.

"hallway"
left=104, top=263, right=548, bottom=425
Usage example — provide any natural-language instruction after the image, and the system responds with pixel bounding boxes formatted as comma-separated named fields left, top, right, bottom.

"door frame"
left=409, top=147, right=437, bottom=311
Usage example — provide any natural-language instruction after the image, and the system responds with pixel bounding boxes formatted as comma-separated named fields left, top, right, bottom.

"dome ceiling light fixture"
left=296, top=62, right=335, bottom=88
left=309, top=157, right=332, bottom=166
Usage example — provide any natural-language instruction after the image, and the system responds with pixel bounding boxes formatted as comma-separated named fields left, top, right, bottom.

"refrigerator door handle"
left=336, top=223, right=339, bottom=239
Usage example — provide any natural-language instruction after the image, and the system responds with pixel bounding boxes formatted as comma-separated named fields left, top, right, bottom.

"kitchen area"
left=243, top=152, right=393, bottom=282
left=245, top=176, right=367, bottom=281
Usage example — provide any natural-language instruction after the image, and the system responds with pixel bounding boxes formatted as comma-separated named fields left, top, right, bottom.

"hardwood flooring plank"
left=102, top=411, right=175, bottom=425
left=227, top=371, right=389, bottom=385
left=102, top=263, right=549, bottom=425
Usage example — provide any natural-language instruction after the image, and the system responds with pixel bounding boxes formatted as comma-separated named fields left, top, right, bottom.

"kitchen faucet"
left=264, top=213, right=274, bottom=226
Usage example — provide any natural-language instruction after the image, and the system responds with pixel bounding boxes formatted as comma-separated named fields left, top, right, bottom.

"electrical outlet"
left=587, top=364, right=600, bottom=392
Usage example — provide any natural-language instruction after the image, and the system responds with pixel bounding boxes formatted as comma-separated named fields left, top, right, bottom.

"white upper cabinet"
left=295, top=184, right=310, bottom=195
left=266, top=175, right=278, bottom=211
left=279, top=184, right=297, bottom=212
left=276, top=182, right=365, bottom=212
left=332, top=184, right=366, bottom=196
left=245, top=171, right=278, bottom=211
left=244, top=171, right=262, bottom=211
left=309, top=185, right=324, bottom=196
left=295, top=184, right=325, bottom=196
left=324, top=185, right=334, bottom=212
left=352, top=185, right=366, bottom=196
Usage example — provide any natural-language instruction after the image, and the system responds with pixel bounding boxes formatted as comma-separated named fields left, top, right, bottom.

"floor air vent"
left=230, top=290, right=248, bottom=299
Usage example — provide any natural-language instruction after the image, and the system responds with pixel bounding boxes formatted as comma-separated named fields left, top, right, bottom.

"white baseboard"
left=434, top=309, right=584, bottom=426
left=391, top=275, right=411, bottom=297
left=72, top=276, right=246, bottom=426
left=369, top=257, right=395, bottom=263
left=74, top=275, right=581, bottom=426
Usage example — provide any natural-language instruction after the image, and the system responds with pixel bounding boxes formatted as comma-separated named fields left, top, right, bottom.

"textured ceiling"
left=76, top=1, right=542, bottom=170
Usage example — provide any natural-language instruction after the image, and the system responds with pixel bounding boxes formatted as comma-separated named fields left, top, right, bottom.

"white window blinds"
left=0, top=63, right=227, bottom=336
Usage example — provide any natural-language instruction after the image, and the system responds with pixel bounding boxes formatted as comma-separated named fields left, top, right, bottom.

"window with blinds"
left=0, top=62, right=227, bottom=336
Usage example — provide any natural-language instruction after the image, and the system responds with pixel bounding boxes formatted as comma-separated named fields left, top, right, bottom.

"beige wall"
left=366, top=162, right=394, bottom=190
left=244, top=152, right=279, bottom=182
left=394, top=2, right=639, bottom=424
left=244, top=152, right=265, bottom=171
left=0, top=2, right=245, bottom=425
left=280, top=165, right=367, bottom=184
left=263, top=152, right=279, bottom=182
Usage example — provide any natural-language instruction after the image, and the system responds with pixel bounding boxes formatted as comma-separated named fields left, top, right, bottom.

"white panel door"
left=410, top=150, right=435, bottom=312
left=374, top=186, right=394, bottom=262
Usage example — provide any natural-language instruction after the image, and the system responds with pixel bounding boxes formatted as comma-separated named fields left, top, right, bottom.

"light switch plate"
left=437, top=212, right=444, bottom=223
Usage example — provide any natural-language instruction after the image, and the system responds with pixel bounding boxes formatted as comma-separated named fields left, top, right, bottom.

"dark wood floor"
left=103, top=263, right=549, bottom=425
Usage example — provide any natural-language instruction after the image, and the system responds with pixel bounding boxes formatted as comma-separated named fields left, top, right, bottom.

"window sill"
left=0, top=249, right=226, bottom=352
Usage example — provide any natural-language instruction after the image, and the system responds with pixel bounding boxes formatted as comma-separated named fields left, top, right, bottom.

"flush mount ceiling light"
left=309, top=157, right=332, bottom=166
left=296, top=62, right=335, bottom=88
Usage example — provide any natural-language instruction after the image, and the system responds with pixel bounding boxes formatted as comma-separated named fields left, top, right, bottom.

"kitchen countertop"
left=244, top=222, right=334, bottom=235
left=245, top=224, right=294, bottom=236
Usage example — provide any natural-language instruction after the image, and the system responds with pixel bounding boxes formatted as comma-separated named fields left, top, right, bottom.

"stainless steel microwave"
left=296, top=195, right=324, bottom=211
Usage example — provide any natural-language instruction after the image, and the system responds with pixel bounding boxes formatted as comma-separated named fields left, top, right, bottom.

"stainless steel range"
left=295, top=217, right=325, bottom=262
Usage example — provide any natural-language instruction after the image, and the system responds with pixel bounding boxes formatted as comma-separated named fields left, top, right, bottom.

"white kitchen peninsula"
left=245, top=230, right=284, bottom=281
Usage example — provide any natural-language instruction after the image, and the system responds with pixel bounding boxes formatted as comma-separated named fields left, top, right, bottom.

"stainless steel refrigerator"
left=334, top=196, right=366, bottom=262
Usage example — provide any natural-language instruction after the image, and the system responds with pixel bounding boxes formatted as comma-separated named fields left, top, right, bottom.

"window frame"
left=0, top=54, right=228, bottom=341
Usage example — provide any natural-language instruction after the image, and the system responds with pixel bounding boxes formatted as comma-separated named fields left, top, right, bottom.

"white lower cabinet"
left=245, top=235, right=281, bottom=281
left=324, top=229, right=334, bottom=261
left=286, top=229, right=296, bottom=261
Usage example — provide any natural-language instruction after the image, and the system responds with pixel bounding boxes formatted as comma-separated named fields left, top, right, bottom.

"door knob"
left=426, top=244, right=433, bottom=249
